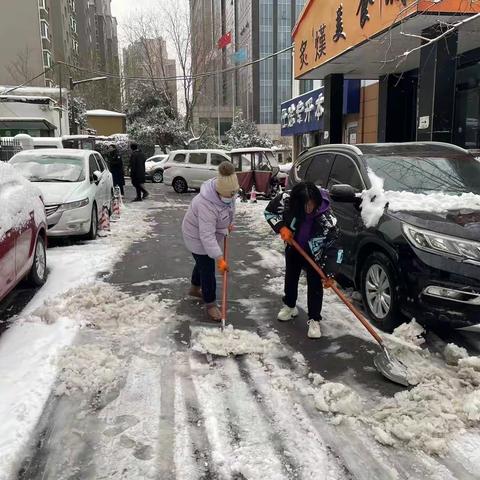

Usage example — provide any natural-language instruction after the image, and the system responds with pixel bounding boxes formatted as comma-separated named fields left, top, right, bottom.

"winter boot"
left=188, top=285, right=202, bottom=299
left=277, top=305, right=299, bottom=321
left=206, top=304, right=222, bottom=321
left=307, top=320, right=321, bottom=339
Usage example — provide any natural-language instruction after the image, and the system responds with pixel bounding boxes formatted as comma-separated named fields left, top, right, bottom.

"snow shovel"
left=289, top=238, right=410, bottom=387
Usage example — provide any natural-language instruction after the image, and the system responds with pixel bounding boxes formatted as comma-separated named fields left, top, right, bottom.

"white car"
left=9, top=149, right=113, bottom=239
left=163, top=149, right=231, bottom=193
left=145, top=154, right=168, bottom=183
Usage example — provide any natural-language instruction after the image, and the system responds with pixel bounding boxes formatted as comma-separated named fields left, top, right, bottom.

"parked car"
left=9, top=149, right=113, bottom=239
left=163, top=149, right=231, bottom=193
left=0, top=163, right=48, bottom=302
left=288, top=142, right=480, bottom=331
left=145, top=154, right=168, bottom=183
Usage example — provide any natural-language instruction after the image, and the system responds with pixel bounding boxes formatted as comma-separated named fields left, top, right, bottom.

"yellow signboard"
left=293, top=0, right=480, bottom=79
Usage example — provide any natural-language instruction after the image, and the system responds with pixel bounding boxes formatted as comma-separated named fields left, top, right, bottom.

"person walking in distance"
left=107, top=144, right=125, bottom=196
left=182, top=162, right=239, bottom=321
left=129, top=143, right=149, bottom=201
left=264, top=182, right=341, bottom=338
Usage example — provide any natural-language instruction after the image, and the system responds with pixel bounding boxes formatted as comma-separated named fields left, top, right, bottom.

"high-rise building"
left=123, top=37, right=178, bottom=113
left=191, top=0, right=308, bottom=142
left=0, top=0, right=121, bottom=110
left=0, top=0, right=56, bottom=88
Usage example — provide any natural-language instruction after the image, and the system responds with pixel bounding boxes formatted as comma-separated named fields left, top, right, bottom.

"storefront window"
left=454, top=62, right=480, bottom=149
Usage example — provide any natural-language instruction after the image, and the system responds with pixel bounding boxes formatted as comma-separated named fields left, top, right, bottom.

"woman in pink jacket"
left=182, top=162, right=239, bottom=320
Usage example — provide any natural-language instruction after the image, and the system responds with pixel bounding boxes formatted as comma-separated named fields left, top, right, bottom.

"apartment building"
left=123, top=37, right=178, bottom=113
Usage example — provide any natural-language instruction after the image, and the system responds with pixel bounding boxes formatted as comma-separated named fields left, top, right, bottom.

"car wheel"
left=360, top=252, right=403, bottom=332
left=86, top=203, right=98, bottom=240
left=28, top=235, right=47, bottom=286
left=173, top=177, right=188, bottom=193
left=152, top=170, right=163, bottom=183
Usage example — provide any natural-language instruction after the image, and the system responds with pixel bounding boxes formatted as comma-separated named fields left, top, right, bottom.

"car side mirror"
left=92, top=170, right=101, bottom=184
left=330, top=184, right=357, bottom=203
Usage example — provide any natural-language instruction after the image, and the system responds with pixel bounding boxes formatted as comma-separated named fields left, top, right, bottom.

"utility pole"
left=69, top=76, right=107, bottom=134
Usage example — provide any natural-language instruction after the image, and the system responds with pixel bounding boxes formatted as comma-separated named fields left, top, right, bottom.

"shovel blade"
left=374, top=349, right=411, bottom=387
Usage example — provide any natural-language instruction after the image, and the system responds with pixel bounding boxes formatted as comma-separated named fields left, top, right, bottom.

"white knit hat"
left=216, top=161, right=240, bottom=197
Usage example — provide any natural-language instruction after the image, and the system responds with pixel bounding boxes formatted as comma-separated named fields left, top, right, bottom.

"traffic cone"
left=112, top=196, right=121, bottom=220
left=250, top=186, right=257, bottom=203
left=98, top=205, right=111, bottom=236
left=114, top=186, right=124, bottom=207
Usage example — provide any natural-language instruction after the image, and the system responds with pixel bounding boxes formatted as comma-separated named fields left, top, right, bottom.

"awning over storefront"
left=293, top=0, right=480, bottom=79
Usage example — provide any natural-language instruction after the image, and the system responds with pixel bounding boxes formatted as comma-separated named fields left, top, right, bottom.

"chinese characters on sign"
left=356, top=0, right=375, bottom=29
left=281, top=90, right=325, bottom=135
left=299, top=40, right=309, bottom=70
left=314, top=24, right=327, bottom=60
left=385, top=0, right=407, bottom=6
left=333, top=5, right=347, bottom=42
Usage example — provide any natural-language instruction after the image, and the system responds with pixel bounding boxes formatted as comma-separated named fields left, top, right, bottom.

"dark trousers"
left=133, top=183, right=148, bottom=200
left=191, top=253, right=216, bottom=304
left=283, top=246, right=323, bottom=321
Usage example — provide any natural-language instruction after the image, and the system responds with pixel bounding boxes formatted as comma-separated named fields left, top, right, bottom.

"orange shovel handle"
left=221, top=236, right=228, bottom=329
left=289, top=238, right=385, bottom=347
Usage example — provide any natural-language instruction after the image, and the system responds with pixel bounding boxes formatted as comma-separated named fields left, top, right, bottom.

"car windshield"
left=10, top=154, right=85, bottom=182
left=363, top=152, right=480, bottom=195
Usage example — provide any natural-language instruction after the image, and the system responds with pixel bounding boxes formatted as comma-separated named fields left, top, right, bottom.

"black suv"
left=288, top=142, right=480, bottom=331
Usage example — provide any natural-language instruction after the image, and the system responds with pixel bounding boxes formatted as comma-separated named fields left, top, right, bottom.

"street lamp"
left=69, top=75, right=107, bottom=134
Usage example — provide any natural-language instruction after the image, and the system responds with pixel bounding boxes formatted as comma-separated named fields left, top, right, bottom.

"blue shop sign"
left=281, top=87, right=324, bottom=137
left=281, top=80, right=360, bottom=137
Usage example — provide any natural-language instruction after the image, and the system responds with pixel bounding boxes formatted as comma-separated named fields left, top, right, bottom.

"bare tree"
left=6, top=47, right=35, bottom=85
left=122, top=2, right=218, bottom=134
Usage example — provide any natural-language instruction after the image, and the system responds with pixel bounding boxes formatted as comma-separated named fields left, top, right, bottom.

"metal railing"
left=0, top=138, right=21, bottom=162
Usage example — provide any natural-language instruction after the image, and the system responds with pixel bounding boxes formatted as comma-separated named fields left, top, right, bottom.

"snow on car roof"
left=229, top=147, right=274, bottom=153
left=0, top=162, right=44, bottom=242
left=168, top=149, right=229, bottom=154
left=12, top=148, right=91, bottom=158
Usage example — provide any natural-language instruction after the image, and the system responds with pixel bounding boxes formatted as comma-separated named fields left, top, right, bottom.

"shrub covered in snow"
left=224, top=113, right=274, bottom=149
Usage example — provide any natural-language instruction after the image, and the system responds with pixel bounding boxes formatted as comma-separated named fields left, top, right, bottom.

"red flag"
left=217, top=31, right=232, bottom=49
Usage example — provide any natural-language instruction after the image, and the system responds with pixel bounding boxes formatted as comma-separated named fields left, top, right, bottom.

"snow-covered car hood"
left=34, top=182, right=87, bottom=205
left=388, top=209, right=480, bottom=242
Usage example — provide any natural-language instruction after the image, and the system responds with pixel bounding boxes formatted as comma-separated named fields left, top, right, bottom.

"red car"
left=0, top=163, right=47, bottom=302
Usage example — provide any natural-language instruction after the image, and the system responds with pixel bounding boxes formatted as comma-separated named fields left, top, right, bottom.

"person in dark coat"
left=264, top=182, right=342, bottom=339
left=129, top=143, right=149, bottom=201
left=107, top=144, right=125, bottom=196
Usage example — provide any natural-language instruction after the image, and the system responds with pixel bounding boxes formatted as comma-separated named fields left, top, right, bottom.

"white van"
left=163, top=149, right=231, bottom=193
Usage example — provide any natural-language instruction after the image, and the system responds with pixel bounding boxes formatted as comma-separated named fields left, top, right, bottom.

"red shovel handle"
left=289, top=238, right=385, bottom=347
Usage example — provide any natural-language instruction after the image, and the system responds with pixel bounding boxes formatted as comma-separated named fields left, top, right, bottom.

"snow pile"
left=360, top=169, right=480, bottom=228
left=32, top=283, right=174, bottom=335
left=314, top=382, right=363, bottom=416
left=360, top=170, right=387, bottom=228
left=0, top=162, right=44, bottom=241
left=55, top=343, right=125, bottom=402
left=385, top=319, right=426, bottom=352
left=444, top=343, right=469, bottom=365
left=190, top=324, right=280, bottom=357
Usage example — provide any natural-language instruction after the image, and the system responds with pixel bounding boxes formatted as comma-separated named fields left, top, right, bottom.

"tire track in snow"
left=176, top=353, right=221, bottom=480
left=189, top=354, right=289, bottom=479
left=238, top=355, right=354, bottom=480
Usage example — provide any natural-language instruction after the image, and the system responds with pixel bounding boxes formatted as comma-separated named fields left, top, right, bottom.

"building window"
left=40, top=20, right=49, bottom=40
left=43, top=50, right=53, bottom=68
left=45, top=79, right=54, bottom=88
left=69, top=0, right=76, bottom=12
left=70, top=17, right=77, bottom=33
left=38, top=0, right=47, bottom=10
left=72, top=39, right=79, bottom=53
